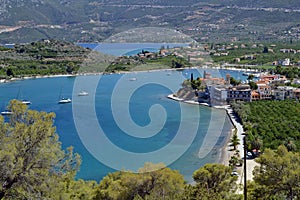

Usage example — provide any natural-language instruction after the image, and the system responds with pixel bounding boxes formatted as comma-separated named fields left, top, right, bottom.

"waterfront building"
left=227, top=85, right=252, bottom=102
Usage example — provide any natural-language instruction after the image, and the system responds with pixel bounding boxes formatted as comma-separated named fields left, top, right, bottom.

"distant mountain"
left=0, top=0, right=299, bottom=43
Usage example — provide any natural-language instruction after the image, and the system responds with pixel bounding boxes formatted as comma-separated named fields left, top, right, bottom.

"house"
left=278, top=58, right=290, bottom=66
left=293, top=89, right=300, bottom=100
left=257, top=83, right=272, bottom=100
left=251, top=91, right=260, bottom=101
left=227, top=85, right=252, bottom=102
left=273, top=86, right=295, bottom=100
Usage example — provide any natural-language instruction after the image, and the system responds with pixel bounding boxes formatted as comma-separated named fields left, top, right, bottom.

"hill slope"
left=0, top=0, right=299, bottom=43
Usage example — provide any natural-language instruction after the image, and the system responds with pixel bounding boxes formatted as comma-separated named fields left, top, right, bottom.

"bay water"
left=0, top=43, right=250, bottom=182
left=0, top=68, right=248, bottom=182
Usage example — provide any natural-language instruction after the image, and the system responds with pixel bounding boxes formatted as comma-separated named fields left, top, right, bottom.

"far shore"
left=0, top=65, right=259, bottom=84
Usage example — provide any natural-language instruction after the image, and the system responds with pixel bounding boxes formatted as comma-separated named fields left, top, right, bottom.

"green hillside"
left=0, top=0, right=299, bottom=43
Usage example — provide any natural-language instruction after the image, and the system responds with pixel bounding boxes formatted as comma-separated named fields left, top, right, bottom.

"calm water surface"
left=0, top=68, right=245, bottom=182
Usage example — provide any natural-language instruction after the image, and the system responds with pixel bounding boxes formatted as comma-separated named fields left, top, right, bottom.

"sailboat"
left=58, top=98, right=72, bottom=104
left=17, top=87, right=31, bottom=105
left=1, top=102, right=12, bottom=115
left=1, top=110, right=13, bottom=115
left=21, top=99, right=31, bottom=105
left=58, top=87, right=71, bottom=104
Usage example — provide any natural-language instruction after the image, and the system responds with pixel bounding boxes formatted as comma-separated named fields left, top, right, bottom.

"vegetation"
left=106, top=54, right=191, bottom=73
left=0, top=40, right=194, bottom=78
left=0, top=100, right=91, bottom=199
left=230, top=129, right=240, bottom=151
left=180, top=164, right=241, bottom=200
left=1, top=1, right=300, bottom=43
left=275, top=65, right=300, bottom=79
left=211, top=42, right=300, bottom=67
left=249, top=145, right=300, bottom=199
left=95, top=163, right=185, bottom=200
left=0, top=40, right=91, bottom=78
left=231, top=100, right=300, bottom=150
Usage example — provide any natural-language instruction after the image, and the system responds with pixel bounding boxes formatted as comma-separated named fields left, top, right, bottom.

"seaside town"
left=171, top=71, right=300, bottom=106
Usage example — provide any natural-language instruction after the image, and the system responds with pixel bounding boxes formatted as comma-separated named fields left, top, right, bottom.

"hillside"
left=0, top=0, right=299, bottom=43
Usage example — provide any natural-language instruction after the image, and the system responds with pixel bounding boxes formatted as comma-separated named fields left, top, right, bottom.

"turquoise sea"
left=0, top=43, right=249, bottom=182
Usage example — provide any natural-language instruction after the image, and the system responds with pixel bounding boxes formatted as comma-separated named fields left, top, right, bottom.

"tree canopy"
left=231, top=100, right=300, bottom=150
left=0, top=100, right=83, bottom=199
left=95, top=162, right=185, bottom=200
left=250, top=145, right=300, bottom=199
left=180, top=164, right=240, bottom=200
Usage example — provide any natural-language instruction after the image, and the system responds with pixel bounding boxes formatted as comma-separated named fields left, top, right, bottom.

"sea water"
left=0, top=68, right=243, bottom=183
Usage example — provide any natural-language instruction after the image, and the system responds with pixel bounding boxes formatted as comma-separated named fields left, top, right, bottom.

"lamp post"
left=243, top=135, right=247, bottom=200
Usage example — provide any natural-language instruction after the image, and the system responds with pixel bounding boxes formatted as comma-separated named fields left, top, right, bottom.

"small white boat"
left=58, top=98, right=72, bottom=104
left=58, top=86, right=71, bottom=104
left=22, top=99, right=31, bottom=105
left=1, top=110, right=13, bottom=115
left=78, top=91, right=89, bottom=96
left=129, top=77, right=137, bottom=81
left=17, top=87, right=31, bottom=105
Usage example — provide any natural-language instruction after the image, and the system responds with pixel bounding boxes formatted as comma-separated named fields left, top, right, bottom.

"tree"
left=230, top=129, right=240, bottom=151
left=247, top=74, right=254, bottom=81
left=262, top=46, right=268, bottom=53
left=253, top=145, right=300, bottom=199
left=0, top=100, right=81, bottom=199
left=6, top=68, right=14, bottom=77
left=188, top=164, right=240, bottom=200
left=285, top=139, right=297, bottom=152
left=248, top=81, right=258, bottom=90
left=95, top=162, right=185, bottom=200
left=250, top=137, right=262, bottom=151
left=230, top=77, right=241, bottom=86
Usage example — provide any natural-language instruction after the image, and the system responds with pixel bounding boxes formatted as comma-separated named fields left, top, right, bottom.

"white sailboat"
left=1, top=110, right=13, bottom=115
left=58, top=87, right=71, bottom=104
left=1, top=102, right=12, bottom=115
left=17, top=87, right=31, bottom=105
left=21, top=99, right=31, bottom=105
left=58, top=98, right=72, bottom=104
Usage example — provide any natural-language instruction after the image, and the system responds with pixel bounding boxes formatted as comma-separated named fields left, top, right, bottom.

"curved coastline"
left=167, top=93, right=243, bottom=165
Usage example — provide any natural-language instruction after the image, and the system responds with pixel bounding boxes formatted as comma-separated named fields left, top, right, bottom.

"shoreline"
left=0, top=65, right=257, bottom=84
left=167, top=93, right=243, bottom=165
left=167, top=93, right=260, bottom=185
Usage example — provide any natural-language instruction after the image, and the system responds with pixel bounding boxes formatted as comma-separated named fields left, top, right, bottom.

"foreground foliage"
left=249, top=146, right=300, bottom=199
left=0, top=100, right=95, bottom=199
left=95, top=163, right=185, bottom=200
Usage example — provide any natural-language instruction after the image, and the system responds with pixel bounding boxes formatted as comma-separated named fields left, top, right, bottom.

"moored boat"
left=78, top=91, right=88, bottom=96
left=58, top=98, right=72, bottom=104
left=1, top=110, right=13, bottom=115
